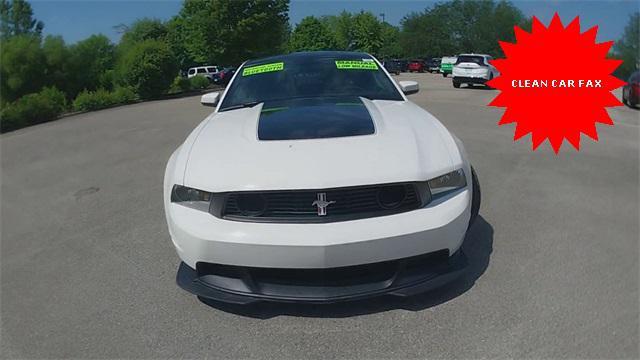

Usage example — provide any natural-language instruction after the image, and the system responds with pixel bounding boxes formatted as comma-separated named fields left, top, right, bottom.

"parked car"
left=408, top=59, right=424, bottom=72
left=440, top=56, right=457, bottom=77
left=452, top=54, right=499, bottom=88
left=426, top=58, right=441, bottom=73
left=396, top=59, right=409, bottom=72
left=187, top=66, right=219, bottom=81
left=622, top=71, right=639, bottom=108
left=212, top=67, right=237, bottom=86
left=383, top=59, right=402, bottom=75
left=165, top=51, right=480, bottom=304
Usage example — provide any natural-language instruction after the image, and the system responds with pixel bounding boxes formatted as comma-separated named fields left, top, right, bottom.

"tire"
left=453, top=81, right=461, bottom=88
left=485, top=73, right=494, bottom=89
left=469, top=166, right=481, bottom=228
left=443, top=73, right=448, bottom=78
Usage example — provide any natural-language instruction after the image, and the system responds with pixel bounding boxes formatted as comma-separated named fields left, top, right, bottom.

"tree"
left=379, top=22, right=402, bottom=59
left=116, top=39, right=178, bottom=99
left=351, top=12, right=383, bottom=54
left=0, top=0, right=43, bottom=39
left=0, top=34, right=45, bottom=103
left=399, top=0, right=529, bottom=58
left=173, top=0, right=290, bottom=66
left=42, top=35, right=70, bottom=94
left=288, top=16, right=336, bottom=52
left=319, top=11, right=386, bottom=55
left=613, top=12, right=639, bottom=80
left=119, top=18, right=168, bottom=50
left=67, top=34, right=115, bottom=96
left=400, top=9, right=452, bottom=58
left=164, top=17, right=192, bottom=70
left=321, top=11, right=354, bottom=50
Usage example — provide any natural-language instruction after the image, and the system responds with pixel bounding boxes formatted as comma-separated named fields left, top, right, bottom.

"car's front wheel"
left=443, top=73, right=448, bottom=78
left=485, top=73, right=494, bottom=89
left=625, top=91, right=637, bottom=108
left=453, top=81, right=461, bottom=88
left=469, top=167, right=481, bottom=227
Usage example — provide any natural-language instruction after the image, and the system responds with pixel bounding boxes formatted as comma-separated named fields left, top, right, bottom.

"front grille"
left=220, top=182, right=426, bottom=223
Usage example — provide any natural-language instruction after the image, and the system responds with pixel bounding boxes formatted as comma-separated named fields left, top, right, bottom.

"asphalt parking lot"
left=1, top=72, right=638, bottom=359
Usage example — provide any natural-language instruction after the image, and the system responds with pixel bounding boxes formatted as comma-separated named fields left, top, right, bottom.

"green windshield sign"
left=335, top=60, right=378, bottom=70
left=242, top=62, right=284, bottom=76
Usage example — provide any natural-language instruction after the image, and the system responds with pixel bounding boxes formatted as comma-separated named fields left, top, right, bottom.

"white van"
left=187, top=66, right=219, bottom=81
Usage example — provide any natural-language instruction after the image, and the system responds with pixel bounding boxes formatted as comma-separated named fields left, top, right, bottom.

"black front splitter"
left=176, top=251, right=468, bottom=305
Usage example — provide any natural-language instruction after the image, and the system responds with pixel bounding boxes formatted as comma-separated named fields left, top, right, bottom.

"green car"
left=440, top=56, right=457, bottom=77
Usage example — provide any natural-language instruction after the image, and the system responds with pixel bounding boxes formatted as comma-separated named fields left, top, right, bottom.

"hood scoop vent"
left=257, top=97, right=375, bottom=141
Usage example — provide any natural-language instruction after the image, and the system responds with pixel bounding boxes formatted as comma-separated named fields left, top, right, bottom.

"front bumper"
left=177, top=249, right=468, bottom=304
left=453, top=76, right=488, bottom=84
left=166, top=189, right=471, bottom=269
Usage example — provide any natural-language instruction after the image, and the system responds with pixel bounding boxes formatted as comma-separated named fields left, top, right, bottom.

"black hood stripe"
left=258, top=97, right=375, bottom=141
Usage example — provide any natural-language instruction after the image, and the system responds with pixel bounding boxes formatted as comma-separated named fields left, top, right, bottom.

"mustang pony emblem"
left=312, top=193, right=336, bottom=216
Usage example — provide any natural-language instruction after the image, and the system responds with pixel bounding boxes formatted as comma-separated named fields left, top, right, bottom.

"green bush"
left=72, top=87, right=137, bottom=112
left=1, top=87, right=67, bottom=132
left=72, top=89, right=115, bottom=111
left=189, top=75, right=210, bottom=90
left=112, top=86, right=137, bottom=103
left=170, top=76, right=192, bottom=93
left=115, top=40, right=178, bottom=99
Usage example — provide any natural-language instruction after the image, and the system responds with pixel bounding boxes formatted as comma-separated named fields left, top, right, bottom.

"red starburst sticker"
left=487, top=13, right=625, bottom=153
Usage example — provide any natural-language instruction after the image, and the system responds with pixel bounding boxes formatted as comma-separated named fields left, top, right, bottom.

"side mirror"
left=201, top=92, right=220, bottom=107
left=398, top=81, right=419, bottom=95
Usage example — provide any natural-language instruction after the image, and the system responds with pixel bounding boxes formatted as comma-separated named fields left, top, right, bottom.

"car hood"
left=183, top=98, right=461, bottom=192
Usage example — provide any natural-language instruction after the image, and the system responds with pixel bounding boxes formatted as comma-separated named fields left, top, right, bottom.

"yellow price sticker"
left=242, top=62, right=284, bottom=76
left=335, top=60, right=378, bottom=70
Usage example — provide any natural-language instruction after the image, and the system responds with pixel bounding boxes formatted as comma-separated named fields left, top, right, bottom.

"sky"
left=30, top=0, right=639, bottom=44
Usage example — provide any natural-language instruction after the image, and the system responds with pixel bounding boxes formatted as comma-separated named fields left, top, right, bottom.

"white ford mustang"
left=164, top=51, right=480, bottom=304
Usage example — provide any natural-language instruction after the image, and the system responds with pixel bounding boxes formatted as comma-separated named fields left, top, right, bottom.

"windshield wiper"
left=219, top=101, right=261, bottom=112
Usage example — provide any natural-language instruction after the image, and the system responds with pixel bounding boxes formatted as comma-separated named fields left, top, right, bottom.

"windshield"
left=456, top=56, right=485, bottom=65
left=219, top=54, right=403, bottom=111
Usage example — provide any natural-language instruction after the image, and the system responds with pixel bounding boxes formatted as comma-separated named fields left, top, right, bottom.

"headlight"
left=428, top=169, right=466, bottom=197
left=171, top=185, right=211, bottom=211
